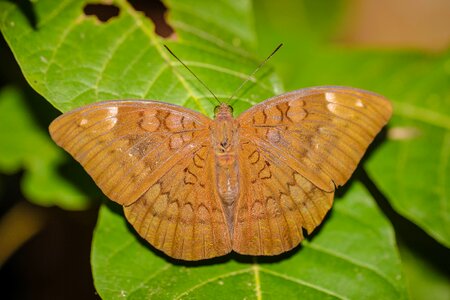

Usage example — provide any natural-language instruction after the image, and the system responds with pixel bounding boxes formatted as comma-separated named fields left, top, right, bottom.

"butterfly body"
left=211, top=103, right=240, bottom=230
left=49, top=86, right=392, bottom=260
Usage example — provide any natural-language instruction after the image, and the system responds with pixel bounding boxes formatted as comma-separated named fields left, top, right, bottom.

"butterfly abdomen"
left=211, top=104, right=240, bottom=231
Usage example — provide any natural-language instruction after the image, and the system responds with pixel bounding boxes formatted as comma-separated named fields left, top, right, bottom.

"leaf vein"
left=304, top=242, right=401, bottom=294
left=174, top=268, right=253, bottom=299
left=259, top=268, right=349, bottom=300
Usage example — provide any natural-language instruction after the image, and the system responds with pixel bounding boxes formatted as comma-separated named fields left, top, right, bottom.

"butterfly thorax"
left=212, top=103, right=239, bottom=229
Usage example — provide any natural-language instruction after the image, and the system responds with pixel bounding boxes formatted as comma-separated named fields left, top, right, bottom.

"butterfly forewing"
left=233, top=86, right=391, bottom=255
left=237, top=86, right=392, bottom=191
left=49, top=101, right=213, bottom=206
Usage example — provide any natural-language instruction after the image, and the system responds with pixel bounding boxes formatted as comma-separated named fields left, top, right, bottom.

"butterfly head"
left=214, top=103, right=234, bottom=119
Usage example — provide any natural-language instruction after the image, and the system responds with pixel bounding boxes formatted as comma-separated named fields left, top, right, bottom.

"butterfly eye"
left=214, top=105, right=220, bottom=116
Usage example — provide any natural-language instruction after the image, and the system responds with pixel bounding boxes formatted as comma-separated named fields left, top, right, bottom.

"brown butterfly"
left=49, top=85, right=391, bottom=261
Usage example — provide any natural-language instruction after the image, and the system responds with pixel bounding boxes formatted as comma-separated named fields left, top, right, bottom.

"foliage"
left=0, top=0, right=448, bottom=299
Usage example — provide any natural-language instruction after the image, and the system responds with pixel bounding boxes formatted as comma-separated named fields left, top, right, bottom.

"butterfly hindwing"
left=233, top=139, right=334, bottom=255
left=124, top=143, right=232, bottom=260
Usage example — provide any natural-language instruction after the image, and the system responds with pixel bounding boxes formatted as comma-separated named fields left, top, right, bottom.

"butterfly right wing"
left=51, top=101, right=232, bottom=260
left=124, top=142, right=232, bottom=260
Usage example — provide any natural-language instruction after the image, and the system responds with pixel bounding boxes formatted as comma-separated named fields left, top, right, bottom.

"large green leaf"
left=0, top=85, right=91, bottom=209
left=366, top=52, right=450, bottom=248
left=92, top=183, right=406, bottom=299
left=1, top=0, right=408, bottom=298
left=254, top=0, right=450, bottom=247
left=0, top=0, right=279, bottom=116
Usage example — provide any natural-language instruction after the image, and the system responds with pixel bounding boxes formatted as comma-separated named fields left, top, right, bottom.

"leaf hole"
left=83, top=4, right=120, bottom=22
left=127, top=0, right=175, bottom=39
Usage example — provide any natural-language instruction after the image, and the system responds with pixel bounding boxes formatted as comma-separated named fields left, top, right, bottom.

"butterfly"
left=49, top=85, right=392, bottom=261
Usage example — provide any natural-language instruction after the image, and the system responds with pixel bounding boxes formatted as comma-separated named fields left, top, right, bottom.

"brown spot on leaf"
left=128, top=0, right=175, bottom=39
left=83, top=4, right=120, bottom=22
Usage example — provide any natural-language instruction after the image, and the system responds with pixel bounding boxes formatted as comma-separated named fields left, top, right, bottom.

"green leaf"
left=254, top=0, right=450, bottom=247
left=0, top=85, right=91, bottom=209
left=365, top=52, right=450, bottom=247
left=1, top=0, right=408, bottom=298
left=399, top=241, right=450, bottom=300
left=92, top=183, right=407, bottom=299
left=0, top=0, right=280, bottom=116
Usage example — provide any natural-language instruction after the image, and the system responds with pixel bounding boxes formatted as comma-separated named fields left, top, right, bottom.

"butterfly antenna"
left=164, top=45, right=221, bottom=105
left=228, top=43, right=283, bottom=106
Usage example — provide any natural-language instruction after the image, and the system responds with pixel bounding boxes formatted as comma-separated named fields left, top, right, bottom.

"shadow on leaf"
left=7, top=0, right=37, bottom=29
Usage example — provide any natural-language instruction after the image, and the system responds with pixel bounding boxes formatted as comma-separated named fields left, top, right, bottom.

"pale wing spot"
left=267, top=128, right=281, bottom=143
left=108, top=106, right=118, bottom=117
left=78, top=108, right=118, bottom=131
left=79, top=118, right=88, bottom=126
left=325, top=92, right=336, bottom=101
left=326, top=102, right=339, bottom=114
left=355, top=99, right=365, bottom=108
left=169, top=135, right=183, bottom=149
left=327, top=102, right=365, bottom=123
